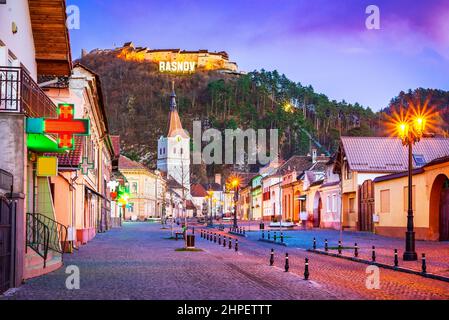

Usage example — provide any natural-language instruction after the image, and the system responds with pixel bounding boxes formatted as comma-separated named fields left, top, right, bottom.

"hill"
left=77, top=50, right=381, bottom=180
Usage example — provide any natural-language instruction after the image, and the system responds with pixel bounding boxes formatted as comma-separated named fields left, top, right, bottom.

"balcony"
left=0, top=66, right=57, bottom=118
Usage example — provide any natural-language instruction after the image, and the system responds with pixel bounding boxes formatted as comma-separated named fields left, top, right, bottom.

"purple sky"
left=67, top=0, right=449, bottom=111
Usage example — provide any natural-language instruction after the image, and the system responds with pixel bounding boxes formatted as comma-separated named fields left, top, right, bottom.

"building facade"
left=374, top=156, right=449, bottom=241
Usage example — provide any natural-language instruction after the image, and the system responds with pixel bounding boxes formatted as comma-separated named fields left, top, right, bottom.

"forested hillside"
left=78, top=50, right=381, bottom=175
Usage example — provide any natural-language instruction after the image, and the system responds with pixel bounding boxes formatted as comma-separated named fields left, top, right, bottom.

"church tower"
left=157, top=82, right=190, bottom=193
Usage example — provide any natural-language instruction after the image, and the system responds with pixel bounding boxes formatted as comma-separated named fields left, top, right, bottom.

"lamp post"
left=396, top=114, right=427, bottom=261
left=228, top=177, right=241, bottom=229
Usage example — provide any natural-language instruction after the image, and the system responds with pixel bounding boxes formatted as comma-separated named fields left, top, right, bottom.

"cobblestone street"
left=3, top=222, right=449, bottom=300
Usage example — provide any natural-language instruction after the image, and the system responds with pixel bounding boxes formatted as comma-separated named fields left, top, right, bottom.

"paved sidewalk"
left=242, top=228, right=449, bottom=277
left=2, top=222, right=334, bottom=300
left=204, top=227, right=449, bottom=299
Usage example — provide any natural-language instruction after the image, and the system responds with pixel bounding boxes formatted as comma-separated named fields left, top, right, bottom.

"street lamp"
left=206, top=189, right=214, bottom=226
left=394, top=112, right=428, bottom=261
left=228, top=176, right=241, bottom=229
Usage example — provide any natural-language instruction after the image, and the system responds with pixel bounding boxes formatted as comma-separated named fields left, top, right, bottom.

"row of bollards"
left=313, top=238, right=428, bottom=274
left=200, top=229, right=239, bottom=252
left=230, top=227, right=246, bottom=235
left=268, top=248, right=310, bottom=280
left=260, top=230, right=285, bottom=243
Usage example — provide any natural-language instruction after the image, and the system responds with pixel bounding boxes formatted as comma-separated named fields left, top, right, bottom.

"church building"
left=157, top=82, right=191, bottom=195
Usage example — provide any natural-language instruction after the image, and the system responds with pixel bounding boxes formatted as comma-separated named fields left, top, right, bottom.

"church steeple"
left=170, top=80, right=177, bottom=112
left=167, top=81, right=189, bottom=138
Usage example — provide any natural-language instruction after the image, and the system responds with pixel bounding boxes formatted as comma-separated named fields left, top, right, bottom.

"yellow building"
left=119, top=156, right=160, bottom=221
left=374, top=156, right=449, bottom=241
left=335, top=137, right=449, bottom=232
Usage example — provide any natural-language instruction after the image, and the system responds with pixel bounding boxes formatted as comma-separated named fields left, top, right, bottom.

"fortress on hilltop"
left=110, top=42, right=239, bottom=73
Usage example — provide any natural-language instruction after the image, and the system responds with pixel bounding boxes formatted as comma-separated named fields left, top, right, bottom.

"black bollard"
left=270, top=249, right=274, bottom=266
left=274, top=232, right=277, bottom=242
left=210, top=232, right=213, bottom=242
left=284, top=253, right=289, bottom=272
left=218, top=235, right=221, bottom=245
left=338, top=240, right=342, bottom=255
left=313, top=237, right=316, bottom=250
left=223, top=236, right=226, bottom=247
left=262, top=230, right=265, bottom=239
left=394, top=249, right=399, bottom=267
left=281, top=232, right=284, bottom=243
left=235, top=239, right=239, bottom=252
left=354, top=243, right=358, bottom=258
left=214, top=233, right=217, bottom=243
left=206, top=232, right=209, bottom=240
left=422, top=253, right=427, bottom=274
left=192, top=227, right=195, bottom=235
left=200, top=230, right=203, bottom=238
left=325, top=239, right=328, bottom=252
left=304, top=258, right=310, bottom=280
left=243, top=228, right=246, bottom=235
left=229, top=238, right=232, bottom=249
left=268, top=231, right=271, bottom=240
left=372, top=246, right=376, bottom=262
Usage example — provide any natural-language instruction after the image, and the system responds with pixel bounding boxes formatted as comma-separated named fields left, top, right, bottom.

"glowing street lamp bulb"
left=398, top=122, right=409, bottom=140
left=414, top=116, right=426, bottom=135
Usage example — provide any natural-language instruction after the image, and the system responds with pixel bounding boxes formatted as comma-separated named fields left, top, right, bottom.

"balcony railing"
left=0, top=66, right=57, bottom=118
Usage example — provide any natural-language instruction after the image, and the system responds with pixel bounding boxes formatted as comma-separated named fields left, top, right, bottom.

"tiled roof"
left=341, top=137, right=449, bottom=173
left=276, top=155, right=328, bottom=176
left=46, top=136, right=83, bottom=168
left=186, top=200, right=196, bottom=210
left=374, top=155, right=449, bottom=183
left=118, top=155, right=148, bottom=170
left=190, top=183, right=208, bottom=197
left=202, top=182, right=223, bottom=192
left=110, top=135, right=120, bottom=157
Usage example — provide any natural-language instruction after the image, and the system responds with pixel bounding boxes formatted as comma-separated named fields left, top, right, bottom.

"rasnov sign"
left=159, top=61, right=196, bottom=73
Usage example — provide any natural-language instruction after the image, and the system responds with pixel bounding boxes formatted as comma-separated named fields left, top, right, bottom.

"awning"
left=85, top=185, right=108, bottom=201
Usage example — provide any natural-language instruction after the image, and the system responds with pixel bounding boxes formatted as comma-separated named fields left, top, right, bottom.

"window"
left=326, top=195, right=332, bottom=213
left=131, top=182, right=138, bottom=194
left=380, top=190, right=390, bottom=213
left=332, top=194, right=338, bottom=212
left=403, top=186, right=416, bottom=212
left=344, top=162, right=352, bottom=180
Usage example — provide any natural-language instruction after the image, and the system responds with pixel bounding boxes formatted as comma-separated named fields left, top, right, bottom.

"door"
left=314, top=197, right=322, bottom=228
left=439, top=179, right=449, bottom=241
left=0, top=195, right=13, bottom=295
left=359, top=180, right=374, bottom=232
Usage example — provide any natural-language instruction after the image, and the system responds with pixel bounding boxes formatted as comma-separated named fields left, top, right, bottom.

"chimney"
left=215, top=173, right=222, bottom=185
left=312, top=149, right=317, bottom=164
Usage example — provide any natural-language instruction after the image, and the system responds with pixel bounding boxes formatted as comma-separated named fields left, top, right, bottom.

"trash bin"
left=186, top=235, right=195, bottom=248
left=260, top=223, right=265, bottom=230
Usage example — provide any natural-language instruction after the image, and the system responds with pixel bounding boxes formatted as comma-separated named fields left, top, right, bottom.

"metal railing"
left=0, top=66, right=57, bottom=118
left=26, top=213, right=50, bottom=268
left=33, top=213, right=69, bottom=255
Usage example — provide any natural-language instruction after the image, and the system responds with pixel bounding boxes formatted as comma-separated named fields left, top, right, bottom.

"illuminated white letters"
left=159, top=61, right=196, bottom=73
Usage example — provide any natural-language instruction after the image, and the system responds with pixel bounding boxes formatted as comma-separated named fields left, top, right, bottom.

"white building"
left=157, top=82, right=190, bottom=194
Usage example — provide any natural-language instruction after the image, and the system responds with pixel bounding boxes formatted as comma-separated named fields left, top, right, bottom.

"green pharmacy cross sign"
left=79, top=157, right=95, bottom=175
left=26, top=103, right=90, bottom=151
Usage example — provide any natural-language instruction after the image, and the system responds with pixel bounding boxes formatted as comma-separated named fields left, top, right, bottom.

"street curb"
left=258, top=238, right=288, bottom=247
left=307, top=249, right=449, bottom=283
